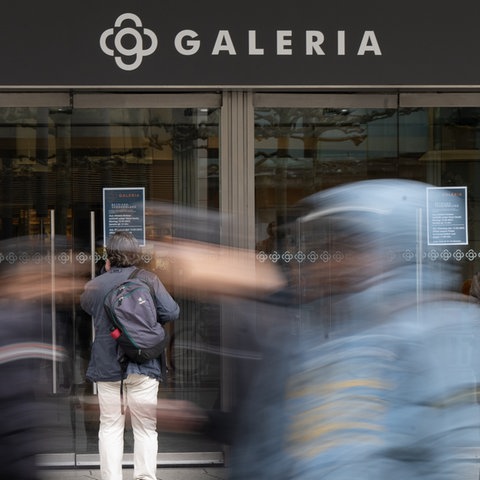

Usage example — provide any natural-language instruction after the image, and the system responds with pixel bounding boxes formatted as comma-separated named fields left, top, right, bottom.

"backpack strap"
left=128, top=267, right=140, bottom=280
left=120, top=268, right=140, bottom=415
left=128, top=267, right=169, bottom=382
left=128, top=268, right=156, bottom=298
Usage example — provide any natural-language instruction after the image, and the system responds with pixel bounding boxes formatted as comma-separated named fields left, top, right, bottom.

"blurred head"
left=106, top=231, right=141, bottom=267
left=298, top=179, right=428, bottom=254
left=289, top=179, right=441, bottom=299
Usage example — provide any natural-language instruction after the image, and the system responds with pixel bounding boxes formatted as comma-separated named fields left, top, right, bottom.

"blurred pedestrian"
left=0, top=288, right=50, bottom=480
left=256, top=221, right=277, bottom=254
left=222, top=180, right=480, bottom=480
left=0, top=238, right=85, bottom=480
left=80, top=231, right=180, bottom=480
left=154, top=180, right=480, bottom=479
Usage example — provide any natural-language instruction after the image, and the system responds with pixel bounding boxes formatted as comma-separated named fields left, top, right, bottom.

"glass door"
left=0, top=93, right=224, bottom=466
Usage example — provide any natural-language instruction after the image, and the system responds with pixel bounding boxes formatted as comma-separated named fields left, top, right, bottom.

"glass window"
left=400, top=106, right=480, bottom=269
left=0, top=104, right=222, bottom=459
left=254, top=106, right=398, bottom=256
left=255, top=104, right=480, bottom=303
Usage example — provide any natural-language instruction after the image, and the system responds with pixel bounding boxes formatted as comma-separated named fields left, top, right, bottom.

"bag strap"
left=128, top=267, right=156, bottom=300
left=128, top=267, right=169, bottom=380
left=128, top=267, right=140, bottom=280
left=122, top=268, right=142, bottom=415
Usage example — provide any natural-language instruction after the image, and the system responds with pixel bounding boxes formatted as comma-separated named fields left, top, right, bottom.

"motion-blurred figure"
left=0, top=238, right=85, bottom=480
left=256, top=221, right=277, bottom=254
left=225, top=179, right=480, bottom=480
left=0, top=298, right=47, bottom=480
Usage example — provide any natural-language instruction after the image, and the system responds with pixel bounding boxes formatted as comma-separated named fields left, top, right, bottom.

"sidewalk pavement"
left=39, top=467, right=229, bottom=480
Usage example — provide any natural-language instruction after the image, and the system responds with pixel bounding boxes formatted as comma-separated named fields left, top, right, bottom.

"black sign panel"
left=103, top=188, right=145, bottom=246
left=427, top=187, right=468, bottom=246
left=1, top=1, right=479, bottom=87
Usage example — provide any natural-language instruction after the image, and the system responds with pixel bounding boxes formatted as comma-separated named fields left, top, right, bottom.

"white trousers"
left=97, top=374, right=159, bottom=480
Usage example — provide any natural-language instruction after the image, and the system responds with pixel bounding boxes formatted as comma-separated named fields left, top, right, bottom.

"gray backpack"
left=104, top=268, right=168, bottom=364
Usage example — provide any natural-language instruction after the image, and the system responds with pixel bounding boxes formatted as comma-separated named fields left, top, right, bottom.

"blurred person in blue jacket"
left=226, top=179, right=480, bottom=480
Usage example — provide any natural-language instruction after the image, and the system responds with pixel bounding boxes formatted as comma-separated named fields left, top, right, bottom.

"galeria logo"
left=100, top=13, right=157, bottom=71
left=100, top=12, right=383, bottom=73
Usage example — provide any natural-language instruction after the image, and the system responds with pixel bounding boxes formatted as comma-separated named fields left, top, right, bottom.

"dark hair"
left=106, top=231, right=141, bottom=267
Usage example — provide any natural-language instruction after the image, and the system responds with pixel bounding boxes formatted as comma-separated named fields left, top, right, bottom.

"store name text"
left=174, top=30, right=382, bottom=56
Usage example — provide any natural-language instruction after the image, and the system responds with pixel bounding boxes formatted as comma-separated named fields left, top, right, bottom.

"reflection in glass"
left=254, top=105, right=480, bottom=282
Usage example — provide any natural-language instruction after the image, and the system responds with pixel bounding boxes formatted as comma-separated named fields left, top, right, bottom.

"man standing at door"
left=80, top=231, right=180, bottom=480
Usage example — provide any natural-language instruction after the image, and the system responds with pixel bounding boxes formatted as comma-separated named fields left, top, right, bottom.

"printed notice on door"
left=427, top=186, right=468, bottom=246
left=103, top=188, right=145, bottom=246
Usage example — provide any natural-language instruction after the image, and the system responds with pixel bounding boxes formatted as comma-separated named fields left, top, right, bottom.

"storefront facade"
left=2, top=0, right=480, bottom=468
